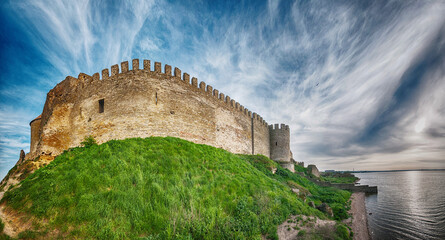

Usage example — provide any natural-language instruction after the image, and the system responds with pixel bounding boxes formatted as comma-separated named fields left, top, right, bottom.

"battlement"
left=269, top=124, right=289, bottom=130
left=47, top=59, right=270, bottom=126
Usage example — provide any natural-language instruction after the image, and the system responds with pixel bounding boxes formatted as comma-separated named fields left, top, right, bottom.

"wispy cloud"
left=1, top=0, right=444, bottom=179
left=174, top=1, right=445, bottom=170
left=0, top=106, right=32, bottom=178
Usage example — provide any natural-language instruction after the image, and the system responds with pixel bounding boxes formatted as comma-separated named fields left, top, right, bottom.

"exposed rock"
left=18, top=150, right=25, bottom=165
left=277, top=215, right=336, bottom=240
left=280, top=162, right=295, bottom=172
left=308, top=201, right=316, bottom=208
left=316, top=203, right=334, bottom=217
left=307, top=164, right=320, bottom=178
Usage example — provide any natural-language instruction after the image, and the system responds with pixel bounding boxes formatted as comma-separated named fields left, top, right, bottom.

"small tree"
left=81, top=136, right=97, bottom=148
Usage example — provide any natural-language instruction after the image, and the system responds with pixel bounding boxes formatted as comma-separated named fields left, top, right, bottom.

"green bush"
left=294, top=165, right=307, bottom=174
left=297, top=229, right=306, bottom=236
left=330, top=202, right=350, bottom=221
left=17, top=230, right=38, bottom=239
left=335, top=224, right=351, bottom=239
left=80, top=135, right=97, bottom=148
left=240, top=155, right=351, bottom=221
left=320, top=172, right=359, bottom=184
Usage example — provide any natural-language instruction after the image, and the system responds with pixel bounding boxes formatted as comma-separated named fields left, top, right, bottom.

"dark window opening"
left=99, top=99, right=104, bottom=113
left=275, top=142, right=278, bottom=146
left=155, top=92, right=158, bottom=105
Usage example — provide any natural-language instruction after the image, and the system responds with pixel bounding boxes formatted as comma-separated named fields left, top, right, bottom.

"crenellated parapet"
left=269, top=123, right=289, bottom=131
left=74, top=59, right=264, bottom=120
left=47, top=58, right=268, bottom=116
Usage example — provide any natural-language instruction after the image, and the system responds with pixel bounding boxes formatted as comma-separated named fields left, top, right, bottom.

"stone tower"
left=29, top=115, right=41, bottom=154
left=269, top=124, right=294, bottom=172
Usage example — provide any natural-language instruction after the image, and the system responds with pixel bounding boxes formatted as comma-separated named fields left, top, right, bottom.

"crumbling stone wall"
left=307, top=164, right=320, bottom=177
left=29, top=59, right=273, bottom=160
left=29, top=116, right=41, bottom=154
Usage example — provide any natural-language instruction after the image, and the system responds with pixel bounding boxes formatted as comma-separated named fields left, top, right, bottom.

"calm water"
left=355, top=171, right=445, bottom=240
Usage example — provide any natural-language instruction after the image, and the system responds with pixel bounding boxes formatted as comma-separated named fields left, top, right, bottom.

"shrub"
left=297, top=230, right=306, bottom=236
left=336, top=224, right=351, bottom=239
left=17, top=230, right=38, bottom=239
left=294, top=165, right=307, bottom=174
left=0, top=218, right=4, bottom=232
left=80, top=136, right=97, bottom=148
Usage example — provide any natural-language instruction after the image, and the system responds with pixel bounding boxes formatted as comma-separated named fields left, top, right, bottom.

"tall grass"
left=239, top=155, right=351, bottom=221
left=2, top=137, right=349, bottom=239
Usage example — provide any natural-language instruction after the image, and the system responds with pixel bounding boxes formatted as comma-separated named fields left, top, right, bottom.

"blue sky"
left=1, top=0, right=444, bottom=179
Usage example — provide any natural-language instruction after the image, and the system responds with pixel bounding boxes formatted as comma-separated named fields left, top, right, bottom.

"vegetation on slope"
left=320, top=172, right=359, bottom=184
left=2, top=137, right=351, bottom=239
left=240, top=155, right=351, bottom=221
left=294, top=165, right=307, bottom=175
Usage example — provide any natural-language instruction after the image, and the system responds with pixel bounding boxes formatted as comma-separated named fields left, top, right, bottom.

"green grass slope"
left=2, top=137, right=350, bottom=239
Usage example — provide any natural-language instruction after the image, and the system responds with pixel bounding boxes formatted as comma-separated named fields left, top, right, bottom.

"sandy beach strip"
left=350, top=192, right=371, bottom=240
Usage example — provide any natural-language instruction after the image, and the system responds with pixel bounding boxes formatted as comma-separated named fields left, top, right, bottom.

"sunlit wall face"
left=1, top=0, right=445, bottom=178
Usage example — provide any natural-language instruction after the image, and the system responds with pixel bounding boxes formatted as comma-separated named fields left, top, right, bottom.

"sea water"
left=355, top=171, right=445, bottom=240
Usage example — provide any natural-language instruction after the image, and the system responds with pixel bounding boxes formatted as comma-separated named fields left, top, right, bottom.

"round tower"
left=29, top=114, right=42, bottom=155
left=269, top=123, right=294, bottom=172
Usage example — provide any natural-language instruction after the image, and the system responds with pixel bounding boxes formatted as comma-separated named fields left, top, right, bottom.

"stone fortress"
left=27, top=59, right=296, bottom=172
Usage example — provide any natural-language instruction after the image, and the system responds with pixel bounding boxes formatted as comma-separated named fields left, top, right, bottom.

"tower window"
left=99, top=99, right=104, bottom=113
left=275, top=142, right=278, bottom=146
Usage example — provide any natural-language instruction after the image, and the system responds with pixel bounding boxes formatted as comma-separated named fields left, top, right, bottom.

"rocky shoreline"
left=350, top=192, right=371, bottom=240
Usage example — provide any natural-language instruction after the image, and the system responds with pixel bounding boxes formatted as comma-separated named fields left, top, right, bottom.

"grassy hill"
left=1, top=137, right=351, bottom=239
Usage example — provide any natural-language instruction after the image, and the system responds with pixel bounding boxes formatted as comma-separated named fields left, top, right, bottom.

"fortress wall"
left=214, top=96, right=253, bottom=155
left=33, top=60, right=259, bottom=158
left=252, top=114, right=270, bottom=157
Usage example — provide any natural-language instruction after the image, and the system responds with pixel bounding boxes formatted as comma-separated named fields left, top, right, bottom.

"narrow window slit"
left=275, top=142, right=278, bottom=146
left=155, top=92, right=158, bottom=105
left=99, top=99, right=104, bottom=113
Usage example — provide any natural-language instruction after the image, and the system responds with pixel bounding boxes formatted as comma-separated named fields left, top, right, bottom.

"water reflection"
left=355, top=171, right=445, bottom=240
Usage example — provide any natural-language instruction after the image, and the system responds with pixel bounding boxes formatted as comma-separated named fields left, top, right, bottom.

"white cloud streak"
left=179, top=0, right=445, bottom=170
left=1, top=0, right=444, bottom=179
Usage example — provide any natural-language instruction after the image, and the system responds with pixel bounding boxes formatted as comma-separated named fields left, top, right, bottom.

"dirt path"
left=0, top=204, right=20, bottom=237
left=277, top=215, right=336, bottom=240
left=350, top=192, right=371, bottom=240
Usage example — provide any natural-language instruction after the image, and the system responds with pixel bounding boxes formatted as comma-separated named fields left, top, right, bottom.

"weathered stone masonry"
left=28, top=59, right=294, bottom=171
